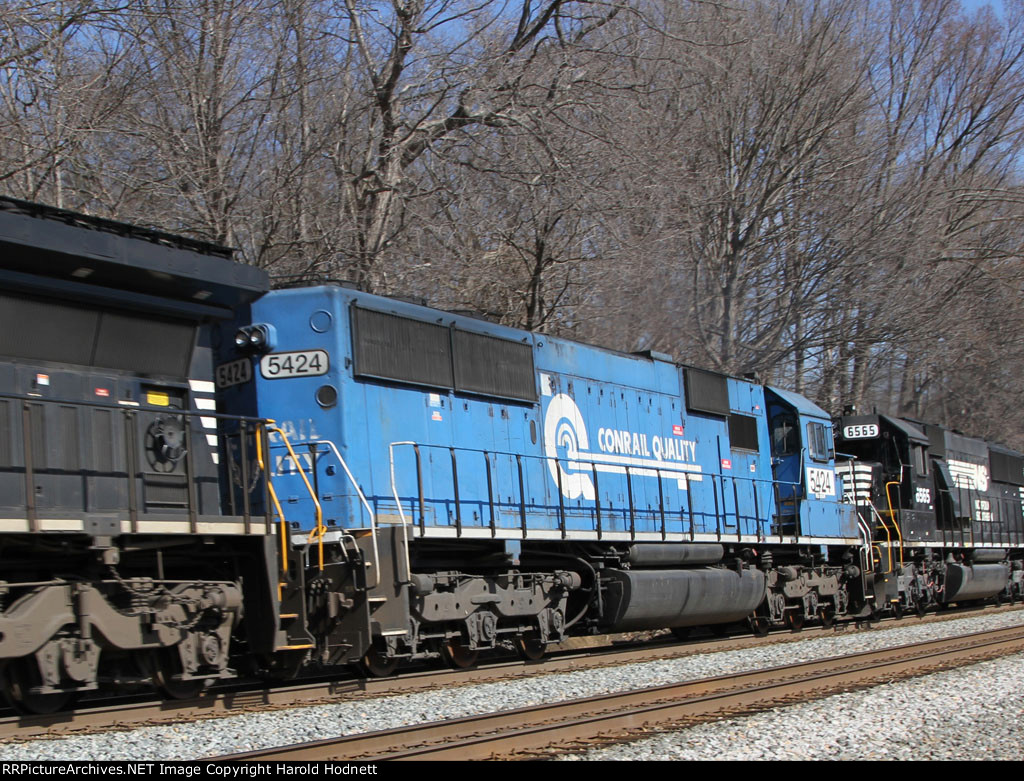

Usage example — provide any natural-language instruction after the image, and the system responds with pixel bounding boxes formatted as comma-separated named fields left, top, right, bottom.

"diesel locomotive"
left=0, top=197, right=1019, bottom=713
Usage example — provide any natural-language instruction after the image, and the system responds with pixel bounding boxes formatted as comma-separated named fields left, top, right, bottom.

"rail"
left=212, top=624, right=1024, bottom=761
left=387, top=441, right=831, bottom=542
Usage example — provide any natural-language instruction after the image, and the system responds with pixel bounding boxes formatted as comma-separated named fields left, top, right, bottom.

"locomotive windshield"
left=806, top=421, right=833, bottom=462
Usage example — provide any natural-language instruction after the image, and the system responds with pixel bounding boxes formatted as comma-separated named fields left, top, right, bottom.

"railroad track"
left=210, top=624, right=1024, bottom=761
left=3, top=604, right=1019, bottom=743
left=0, top=634, right=726, bottom=741
left=0, top=632, right=749, bottom=741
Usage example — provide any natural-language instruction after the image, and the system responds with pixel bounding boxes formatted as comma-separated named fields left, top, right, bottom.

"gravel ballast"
left=562, top=653, right=1024, bottom=760
left=5, top=609, right=1024, bottom=761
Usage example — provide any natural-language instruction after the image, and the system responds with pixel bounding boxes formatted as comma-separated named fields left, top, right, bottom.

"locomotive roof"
left=882, top=415, right=929, bottom=444
left=767, top=386, right=831, bottom=420
left=0, top=196, right=268, bottom=317
left=989, top=441, right=1024, bottom=458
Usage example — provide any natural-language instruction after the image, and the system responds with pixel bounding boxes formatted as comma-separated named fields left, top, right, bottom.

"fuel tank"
left=942, top=563, right=1009, bottom=603
left=970, top=549, right=1007, bottom=564
left=601, top=567, right=766, bottom=631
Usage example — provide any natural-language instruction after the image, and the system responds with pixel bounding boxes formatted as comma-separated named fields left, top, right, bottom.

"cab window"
left=914, top=444, right=929, bottom=477
left=771, top=412, right=799, bottom=456
left=807, top=421, right=833, bottom=462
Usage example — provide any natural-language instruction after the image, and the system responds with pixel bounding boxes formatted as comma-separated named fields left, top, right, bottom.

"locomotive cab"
left=834, top=414, right=934, bottom=542
left=765, top=388, right=851, bottom=539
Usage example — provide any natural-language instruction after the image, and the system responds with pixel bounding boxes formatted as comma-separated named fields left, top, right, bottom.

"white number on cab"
left=843, top=424, right=879, bottom=439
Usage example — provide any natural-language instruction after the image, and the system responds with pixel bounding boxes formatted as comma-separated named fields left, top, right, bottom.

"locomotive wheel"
left=516, top=637, right=547, bottom=661
left=443, top=639, right=479, bottom=669
left=749, top=616, right=771, bottom=637
left=361, top=645, right=398, bottom=678
left=151, top=651, right=204, bottom=700
left=2, top=660, right=76, bottom=715
left=892, top=602, right=904, bottom=620
left=785, top=612, right=804, bottom=632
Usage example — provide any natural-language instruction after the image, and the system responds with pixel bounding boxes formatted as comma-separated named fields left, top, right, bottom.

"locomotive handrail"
left=267, top=426, right=325, bottom=571
left=389, top=441, right=806, bottom=491
left=387, top=440, right=812, bottom=542
left=843, top=459, right=876, bottom=575
left=869, top=503, right=894, bottom=573
left=854, top=513, right=873, bottom=571
left=0, top=389, right=266, bottom=422
left=3, top=390, right=272, bottom=532
left=389, top=441, right=416, bottom=582
left=303, top=438, right=381, bottom=589
left=256, top=425, right=290, bottom=574
left=883, top=480, right=905, bottom=568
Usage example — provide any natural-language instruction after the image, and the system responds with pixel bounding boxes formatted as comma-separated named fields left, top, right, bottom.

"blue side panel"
left=532, top=354, right=781, bottom=539
left=231, top=286, right=854, bottom=543
left=246, top=287, right=362, bottom=529
left=534, top=342, right=709, bottom=536
left=721, top=379, right=773, bottom=539
left=238, top=287, right=545, bottom=534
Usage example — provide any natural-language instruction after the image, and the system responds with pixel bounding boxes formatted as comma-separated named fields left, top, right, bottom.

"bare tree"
left=103, top=0, right=278, bottom=245
left=818, top=0, right=1024, bottom=415
left=404, top=119, right=613, bottom=331
left=0, top=1, right=132, bottom=203
left=311, top=0, right=623, bottom=292
left=578, top=0, right=871, bottom=377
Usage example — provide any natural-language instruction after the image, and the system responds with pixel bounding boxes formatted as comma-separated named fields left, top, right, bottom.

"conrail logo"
left=542, top=392, right=702, bottom=500
left=544, top=394, right=597, bottom=500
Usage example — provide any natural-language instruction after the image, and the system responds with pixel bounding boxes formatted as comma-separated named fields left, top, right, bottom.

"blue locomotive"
left=0, top=197, right=1019, bottom=710
left=220, top=284, right=863, bottom=669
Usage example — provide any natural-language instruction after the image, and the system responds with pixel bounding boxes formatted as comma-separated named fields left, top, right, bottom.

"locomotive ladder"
left=255, top=422, right=322, bottom=652
left=256, top=431, right=390, bottom=655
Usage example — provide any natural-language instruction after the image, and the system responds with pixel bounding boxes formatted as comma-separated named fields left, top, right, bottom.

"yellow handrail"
left=268, top=426, right=325, bottom=571
left=255, top=421, right=289, bottom=574
left=873, top=506, right=894, bottom=573
left=884, top=481, right=905, bottom=569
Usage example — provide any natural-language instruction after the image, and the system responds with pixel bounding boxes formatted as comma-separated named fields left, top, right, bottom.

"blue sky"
left=962, top=0, right=1004, bottom=14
